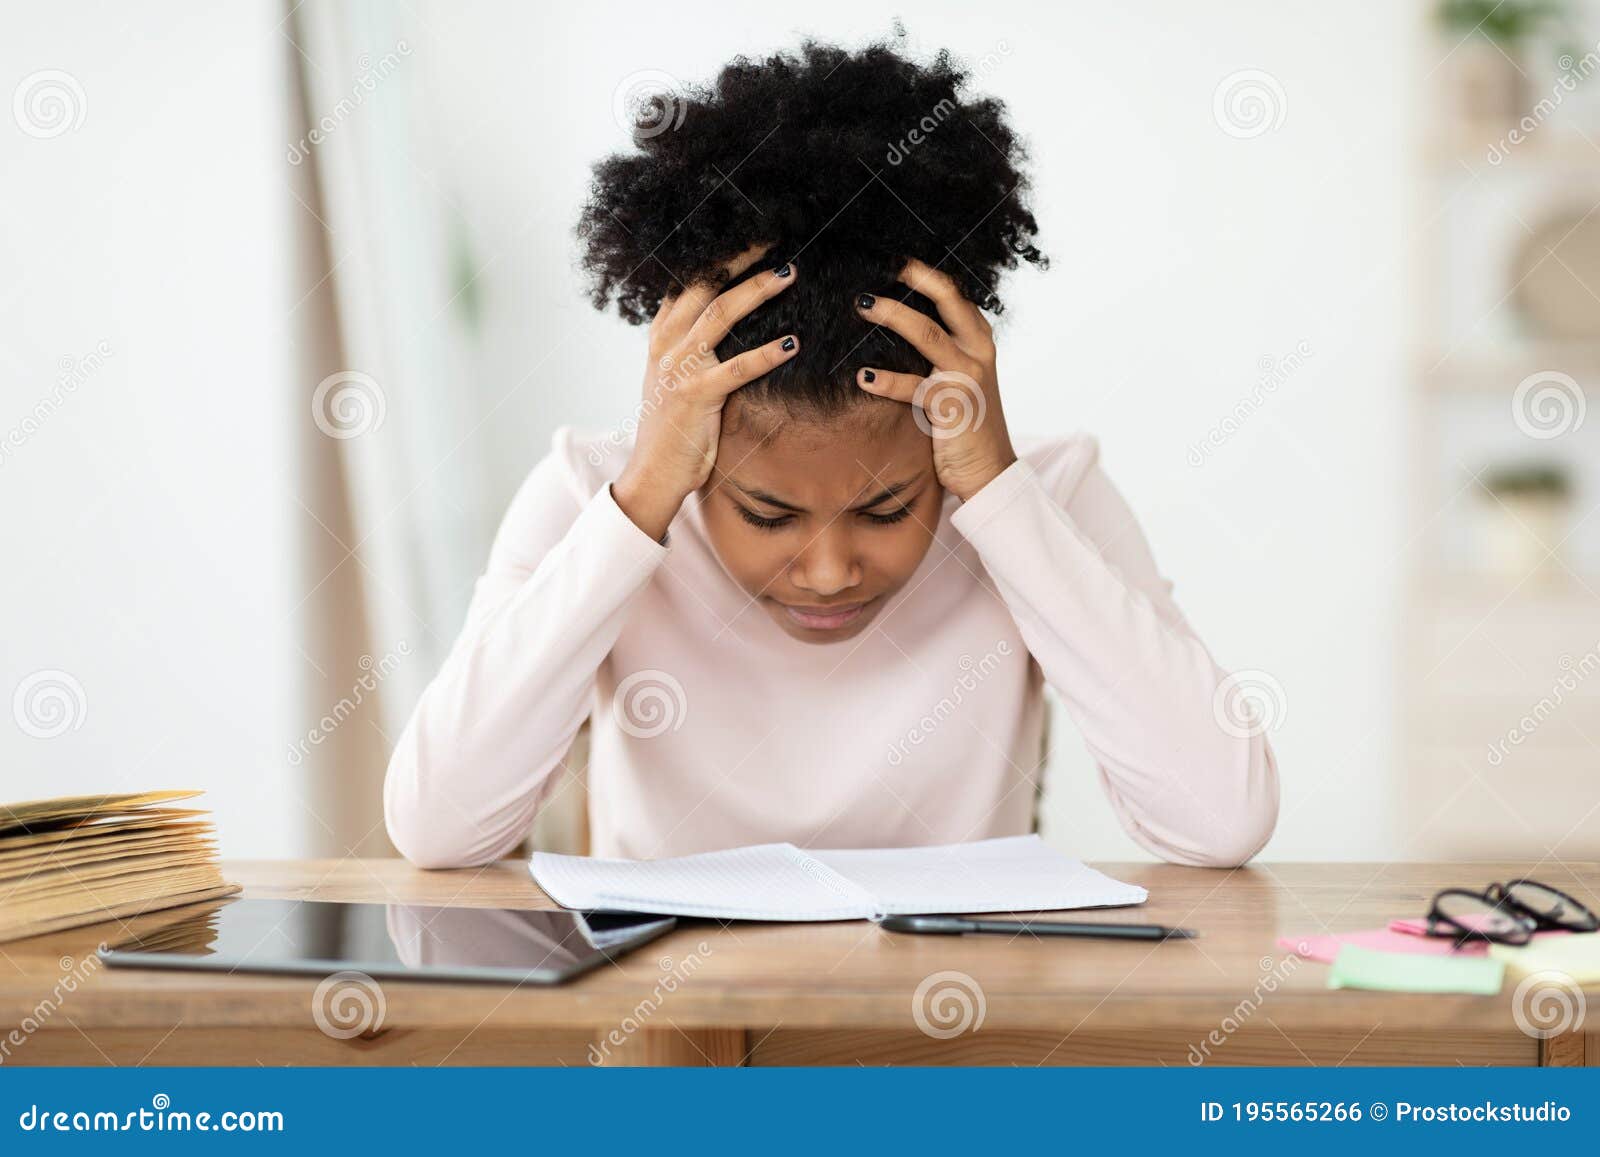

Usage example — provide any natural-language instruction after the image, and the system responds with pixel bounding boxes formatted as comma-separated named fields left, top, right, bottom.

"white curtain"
left=286, top=0, right=589, bottom=855
left=287, top=1, right=491, bottom=853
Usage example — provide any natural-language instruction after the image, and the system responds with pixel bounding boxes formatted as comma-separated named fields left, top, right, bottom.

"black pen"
left=879, top=914, right=1196, bottom=941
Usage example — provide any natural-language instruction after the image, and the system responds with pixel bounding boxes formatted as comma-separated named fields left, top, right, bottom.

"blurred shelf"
left=1430, top=122, right=1600, bottom=171
left=1403, top=754, right=1600, bottom=860
left=1420, top=342, right=1600, bottom=393
left=1413, top=573, right=1600, bottom=604
left=1406, top=46, right=1600, bottom=861
left=1415, top=699, right=1600, bottom=722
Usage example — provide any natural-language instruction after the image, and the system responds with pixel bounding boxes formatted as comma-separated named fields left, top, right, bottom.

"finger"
left=667, top=241, right=776, bottom=330
left=853, top=367, right=923, bottom=405
left=858, top=366, right=988, bottom=437
left=897, top=257, right=992, bottom=348
left=682, top=260, right=797, bottom=351
left=723, top=241, right=777, bottom=280
left=698, top=333, right=800, bottom=396
left=649, top=290, right=677, bottom=344
left=855, top=292, right=969, bottom=370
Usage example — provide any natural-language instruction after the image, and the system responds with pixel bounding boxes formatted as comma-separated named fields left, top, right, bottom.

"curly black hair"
left=576, top=33, right=1047, bottom=415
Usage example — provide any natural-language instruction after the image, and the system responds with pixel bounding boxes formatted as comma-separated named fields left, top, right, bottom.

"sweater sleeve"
left=383, top=434, right=669, bottom=868
left=947, top=443, right=1279, bottom=867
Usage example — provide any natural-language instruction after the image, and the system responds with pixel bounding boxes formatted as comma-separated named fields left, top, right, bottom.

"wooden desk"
left=2, top=860, right=1596, bottom=1067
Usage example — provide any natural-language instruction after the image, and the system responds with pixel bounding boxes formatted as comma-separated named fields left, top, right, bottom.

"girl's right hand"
left=612, top=246, right=799, bottom=541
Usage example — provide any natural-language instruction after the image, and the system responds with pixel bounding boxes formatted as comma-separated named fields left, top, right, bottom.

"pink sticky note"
left=1389, top=916, right=1572, bottom=940
left=1281, top=921, right=1573, bottom=964
left=1277, top=928, right=1488, bottom=964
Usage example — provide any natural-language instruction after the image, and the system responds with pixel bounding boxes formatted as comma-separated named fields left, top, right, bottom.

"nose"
left=788, top=524, right=862, bottom=599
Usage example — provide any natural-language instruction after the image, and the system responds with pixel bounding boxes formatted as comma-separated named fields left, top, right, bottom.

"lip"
left=778, top=599, right=872, bottom=632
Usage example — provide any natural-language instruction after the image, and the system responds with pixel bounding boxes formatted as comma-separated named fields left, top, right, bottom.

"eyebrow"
left=730, top=475, right=925, bottom=514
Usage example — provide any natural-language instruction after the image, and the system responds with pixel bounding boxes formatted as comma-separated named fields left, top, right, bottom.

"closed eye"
left=732, top=492, right=919, bottom=530
left=735, top=505, right=793, bottom=531
left=863, top=507, right=913, bottom=526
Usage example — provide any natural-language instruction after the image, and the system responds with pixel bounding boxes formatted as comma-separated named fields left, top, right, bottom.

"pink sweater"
left=384, top=429, right=1279, bottom=869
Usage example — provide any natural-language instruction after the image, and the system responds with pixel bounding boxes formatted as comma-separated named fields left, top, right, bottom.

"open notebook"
left=529, top=835, right=1146, bottom=922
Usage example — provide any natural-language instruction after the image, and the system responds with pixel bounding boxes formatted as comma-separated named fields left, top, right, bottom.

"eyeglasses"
left=1425, top=879, right=1599, bottom=947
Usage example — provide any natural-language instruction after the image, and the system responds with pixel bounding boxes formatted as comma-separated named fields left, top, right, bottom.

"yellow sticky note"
left=1490, top=934, right=1600, bottom=984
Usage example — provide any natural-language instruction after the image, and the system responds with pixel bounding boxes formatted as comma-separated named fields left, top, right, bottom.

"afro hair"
left=576, top=32, right=1047, bottom=415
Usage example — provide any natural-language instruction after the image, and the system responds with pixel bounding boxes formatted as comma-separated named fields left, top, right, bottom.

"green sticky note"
left=1327, top=945, right=1505, bottom=994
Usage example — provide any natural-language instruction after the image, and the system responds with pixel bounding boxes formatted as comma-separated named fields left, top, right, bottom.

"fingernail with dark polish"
left=862, top=369, right=876, bottom=383
left=773, top=263, right=792, bottom=278
left=857, top=293, right=875, bottom=310
left=781, top=336, right=796, bottom=351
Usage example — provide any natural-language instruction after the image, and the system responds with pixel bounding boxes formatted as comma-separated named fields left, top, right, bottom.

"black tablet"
left=97, top=896, right=676, bottom=985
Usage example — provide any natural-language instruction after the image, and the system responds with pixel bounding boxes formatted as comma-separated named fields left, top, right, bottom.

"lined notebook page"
left=810, top=835, right=1147, bottom=915
left=531, top=835, right=1146, bottom=922
left=530, top=842, right=877, bottom=921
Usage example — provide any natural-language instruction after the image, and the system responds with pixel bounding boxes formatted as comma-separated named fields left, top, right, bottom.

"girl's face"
left=699, top=397, right=943, bottom=644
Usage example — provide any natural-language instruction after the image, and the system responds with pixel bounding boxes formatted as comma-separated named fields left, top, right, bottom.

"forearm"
left=950, top=458, right=1279, bottom=867
left=383, top=484, right=667, bottom=867
left=612, top=463, right=689, bottom=543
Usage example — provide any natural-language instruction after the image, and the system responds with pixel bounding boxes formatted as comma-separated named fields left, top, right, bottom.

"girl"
left=384, top=37, right=1279, bottom=869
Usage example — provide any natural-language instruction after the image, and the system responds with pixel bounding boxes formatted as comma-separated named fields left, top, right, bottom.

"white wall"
left=2, top=1, right=308, bottom=856
left=409, top=0, right=1418, bottom=859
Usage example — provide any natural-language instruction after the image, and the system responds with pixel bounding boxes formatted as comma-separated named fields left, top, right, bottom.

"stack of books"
left=0, top=790, right=238, bottom=943
left=106, top=902, right=229, bottom=956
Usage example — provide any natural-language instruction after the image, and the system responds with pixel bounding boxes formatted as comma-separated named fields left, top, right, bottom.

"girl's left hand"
left=854, top=258, right=1017, bottom=502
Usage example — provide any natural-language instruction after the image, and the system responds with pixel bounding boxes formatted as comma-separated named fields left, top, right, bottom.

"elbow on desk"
left=1175, top=813, right=1277, bottom=869
left=1146, top=808, right=1277, bottom=870
left=1112, top=734, right=1280, bottom=869
left=387, top=819, right=479, bottom=871
left=385, top=795, right=472, bottom=871
left=383, top=754, right=491, bottom=871
left=1175, top=735, right=1281, bottom=868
